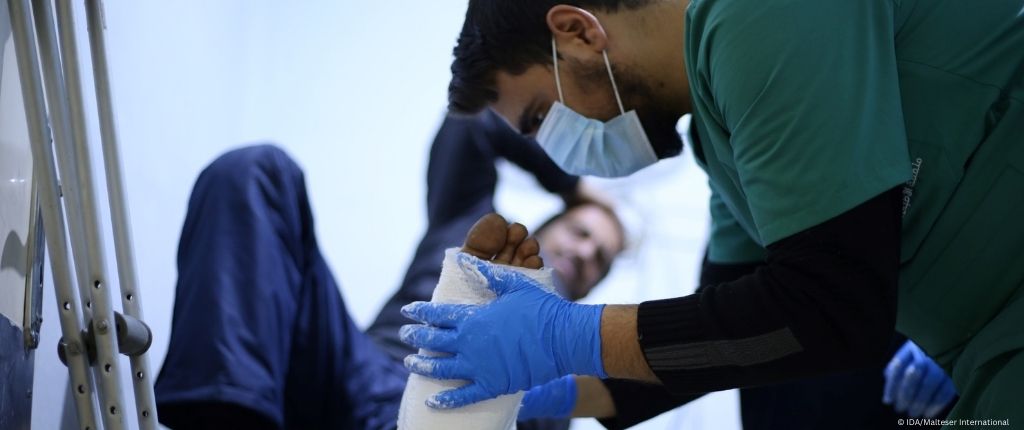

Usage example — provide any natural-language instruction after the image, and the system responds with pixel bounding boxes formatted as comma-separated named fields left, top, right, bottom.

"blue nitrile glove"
left=400, top=253, right=606, bottom=409
left=519, top=375, right=578, bottom=420
left=883, top=340, right=957, bottom=418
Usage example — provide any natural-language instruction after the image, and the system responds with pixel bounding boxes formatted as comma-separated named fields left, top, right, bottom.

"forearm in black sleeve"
left=698, top=256, right=765, bottom=293
left=597, top=251, right=764, bottom=428
left=637, top=187, right=902, bottom=396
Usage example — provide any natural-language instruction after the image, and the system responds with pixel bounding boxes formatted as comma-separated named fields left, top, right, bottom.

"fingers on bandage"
left=401, top=302, right=475, bottom=327
left=458, top=253, right=531, bottom=295
left=427, top=384, right=492, bottom=410
left=399, top=324, right=459, bottom=352
left=405, top=354, right=471, bottom=380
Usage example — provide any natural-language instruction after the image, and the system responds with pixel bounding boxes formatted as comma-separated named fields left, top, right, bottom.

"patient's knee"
left=197, top=143, right=304, bottom=197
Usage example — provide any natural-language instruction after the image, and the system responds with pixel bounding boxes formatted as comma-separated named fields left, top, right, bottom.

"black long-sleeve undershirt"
left=600, top=187, right=902, bottom=429
left=597, top=256, right=764, bottom=428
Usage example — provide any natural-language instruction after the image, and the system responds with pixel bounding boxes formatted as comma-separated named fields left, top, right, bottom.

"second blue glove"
left=518, top=375, right=578, bottom=420
left=882, top=340, right=957, bottom=418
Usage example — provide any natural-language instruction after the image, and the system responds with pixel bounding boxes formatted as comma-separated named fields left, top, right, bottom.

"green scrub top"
left=686, top=0, right=1024, bottom=378
left=706, top=179, right=765, bottom=264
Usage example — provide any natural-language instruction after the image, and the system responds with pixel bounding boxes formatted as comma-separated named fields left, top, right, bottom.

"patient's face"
left=536, top=205, right=624, bottom=301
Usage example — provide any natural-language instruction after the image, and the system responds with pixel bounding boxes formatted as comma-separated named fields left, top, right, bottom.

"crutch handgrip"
left=114, top=312, right=152, bottom=357
left=57, top=311, right=153, bottom=366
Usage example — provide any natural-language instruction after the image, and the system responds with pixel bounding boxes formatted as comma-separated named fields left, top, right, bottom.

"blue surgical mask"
left=536, top=37, right=657, bottom=178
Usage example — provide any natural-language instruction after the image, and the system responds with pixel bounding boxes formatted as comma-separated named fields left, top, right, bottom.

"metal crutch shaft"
left=30, top=0, right=96, bottom=330
left=83, top=0, right=159, bottom=425
left=51, top=0, right=129, bottom=427
left=7, top=0, right=100, bottom=427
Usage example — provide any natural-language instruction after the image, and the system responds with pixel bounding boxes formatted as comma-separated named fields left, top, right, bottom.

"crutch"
left=7, top=0, right=158, bottom=428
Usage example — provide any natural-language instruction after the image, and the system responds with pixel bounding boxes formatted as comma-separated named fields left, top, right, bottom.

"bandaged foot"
left=397, top=214, right=553, bottom=430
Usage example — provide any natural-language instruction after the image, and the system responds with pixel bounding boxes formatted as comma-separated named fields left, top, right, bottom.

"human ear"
left=546, top=5, right=608, bottom=60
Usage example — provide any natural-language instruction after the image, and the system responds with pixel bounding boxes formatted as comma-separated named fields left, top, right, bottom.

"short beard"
left=615, top=65, right=683, bottom=158
left=574, top=59, right=683, bottom=159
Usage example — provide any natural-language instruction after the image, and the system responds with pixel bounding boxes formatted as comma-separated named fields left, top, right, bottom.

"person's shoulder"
left=687, top=0, right=787, bottom=42
left=689, top=0, right=885, bottom=48
left=690, top=0, right=847, bottom=24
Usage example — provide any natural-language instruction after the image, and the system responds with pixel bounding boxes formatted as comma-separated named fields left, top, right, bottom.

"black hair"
left=449, top=0, right=655, bottom=115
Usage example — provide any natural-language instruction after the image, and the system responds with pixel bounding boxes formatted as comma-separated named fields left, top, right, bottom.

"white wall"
left=24, top=2, right=739, bottom=429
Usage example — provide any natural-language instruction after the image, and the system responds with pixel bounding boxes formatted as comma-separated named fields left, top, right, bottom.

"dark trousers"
left=154, top=145, right=407, bottom=430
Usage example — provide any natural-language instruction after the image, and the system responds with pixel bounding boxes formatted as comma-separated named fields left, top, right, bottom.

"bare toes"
left=511, top=237, right=540, bottom=267
left=495, top=223, right=527, bottom=264
left=462, top=213, right=508, bottom=260
left=522, top=255, right=544, bottom=270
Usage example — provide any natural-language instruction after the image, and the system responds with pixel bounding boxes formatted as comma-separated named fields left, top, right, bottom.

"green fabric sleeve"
left=707, top=184, right=765, bottom=264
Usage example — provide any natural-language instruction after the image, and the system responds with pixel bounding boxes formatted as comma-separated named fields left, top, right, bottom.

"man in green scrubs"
left=688, top=2, right=1024, bottom=425
left=401, top=1, right=1023, bottom=427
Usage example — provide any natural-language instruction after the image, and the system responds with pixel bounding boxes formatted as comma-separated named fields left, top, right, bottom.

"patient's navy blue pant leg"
left=155, top=144, right=406, bottom=429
